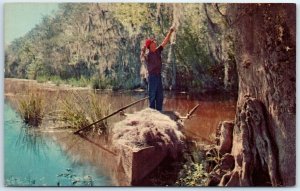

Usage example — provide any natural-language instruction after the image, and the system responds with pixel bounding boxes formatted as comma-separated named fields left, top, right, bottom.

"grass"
left=91, top=76, right=112, bottom=90
left=36, top=75, right=49, bottom=83
left=36, top=75, right=63, bottom=86
left=37, top=75, right=89, bottom=87
left=36, top=74, right=140, bottom=91
left=66, top=77, right=90, bottom=87
left=16, top=92, right=45, bottom=127
left=59, top=95, right=89, bottom=129
left=11, top=86, right=111, bottom=134
left=58, top=91, right=111, bottom=135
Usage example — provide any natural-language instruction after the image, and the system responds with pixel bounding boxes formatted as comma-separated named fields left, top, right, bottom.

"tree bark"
left=166, top=4, right=179, bottom=90
left=221, top=4, right=296, bottom=186
left=203, top=4, right=238, bottom=92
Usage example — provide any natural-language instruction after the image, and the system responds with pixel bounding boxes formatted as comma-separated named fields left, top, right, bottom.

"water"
left=100, top=92, right=237, bottom=144
left=4, top=79, right=237, bottom=186
left=4, top=80, right=236, bottom=143
left=164, top=94, right=236, bottom=143
left=4, top=101, right=112, bottom=186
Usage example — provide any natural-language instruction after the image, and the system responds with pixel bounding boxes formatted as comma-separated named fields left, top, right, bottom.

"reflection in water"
left=163, top=94, right=236, bottom=143
left=5, top=79, right=237, bottom=186
left=50, top=131, right=129, bottom=186
left=4, top=101, right=112, bottom=186
left=78, top=134, right=117, bottom=156
left=15, top=126, right=49, bottom=159
left=5, top=79, right=236, bottom=143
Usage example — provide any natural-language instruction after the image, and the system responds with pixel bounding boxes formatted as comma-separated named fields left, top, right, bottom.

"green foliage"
left=91, top=76, right=101, bottom=89
left=91, top=75, right=111, bottom=90
left=16, top=92, right=45, bottom=127
left=175, top=143, right=211, bottom=186
left=27, top=59, right=44, bottom=80
left=36, top=75, right=49, bottom=83
left=66, top=76, right=90, bottom=87
left=176, top=163, right=209, bottom=186
left=36, top=75, right=63, bottom=86
left=59, top=96, right=89, bottom=129
left=58, top=91, right=110, bottom=134
left=51, top=76, right=63, bottom=86
left=5, top=3, right=235, bottom=92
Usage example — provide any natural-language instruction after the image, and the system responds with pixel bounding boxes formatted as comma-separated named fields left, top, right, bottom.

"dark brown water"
left=164, top=94, right=236, bottom=143
left=92, top=91, right=237, bottom=144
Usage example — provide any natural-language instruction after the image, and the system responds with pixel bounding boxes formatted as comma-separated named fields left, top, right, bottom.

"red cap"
left=145, top=39, right=152, bottom=48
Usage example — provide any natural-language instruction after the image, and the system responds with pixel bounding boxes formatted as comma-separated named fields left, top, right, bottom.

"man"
left=140, top=26, right=175, bottom=111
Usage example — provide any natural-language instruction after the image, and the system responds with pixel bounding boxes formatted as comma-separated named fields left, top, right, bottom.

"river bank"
left=4, top=78, right=237, bottom=186
left=5, top=78, right=236, bottom=144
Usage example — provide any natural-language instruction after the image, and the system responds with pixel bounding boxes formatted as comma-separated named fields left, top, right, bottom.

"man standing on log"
left=140, top=26, right=175, bottom=111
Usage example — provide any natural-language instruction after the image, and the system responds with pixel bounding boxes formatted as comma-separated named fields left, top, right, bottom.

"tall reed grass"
left=58, top=91, right=111, bottom=135
left=16, top=92, right=45, bottom=127
left=10, top=84, right=111, bottom=135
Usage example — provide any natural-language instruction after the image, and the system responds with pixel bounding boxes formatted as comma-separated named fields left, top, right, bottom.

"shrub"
left=175, top=163, right=208, bottom=186
left=175, top=144, right=210, bottom=186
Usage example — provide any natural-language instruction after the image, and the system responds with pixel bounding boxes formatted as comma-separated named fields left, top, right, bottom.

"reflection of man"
left=140, top=26, right=175, bottom=111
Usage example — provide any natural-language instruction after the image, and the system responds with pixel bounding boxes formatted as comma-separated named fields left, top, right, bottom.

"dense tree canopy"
left=5, top=3, right=237, bottom=92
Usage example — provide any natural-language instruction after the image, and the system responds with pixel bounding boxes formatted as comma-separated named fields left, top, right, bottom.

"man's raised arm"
left=160, top=26, right=175, bottom=48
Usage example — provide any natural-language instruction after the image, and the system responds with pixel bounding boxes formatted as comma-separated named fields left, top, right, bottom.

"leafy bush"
left=175, top=143, right=210, bottom=186
left=176, top=163, right=209, bottom=186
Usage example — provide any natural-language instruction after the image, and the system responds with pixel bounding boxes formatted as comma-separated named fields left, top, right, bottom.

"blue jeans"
left=148, top=74, right=163, bottom=111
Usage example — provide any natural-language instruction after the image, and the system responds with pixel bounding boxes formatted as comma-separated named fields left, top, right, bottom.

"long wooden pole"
left=186, top=104, right=200, bottom=119
left=74, top=96, right=149, bottom=135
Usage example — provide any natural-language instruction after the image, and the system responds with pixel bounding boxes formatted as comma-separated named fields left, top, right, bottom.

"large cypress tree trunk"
left=219, top=4, right=295, bottom=186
